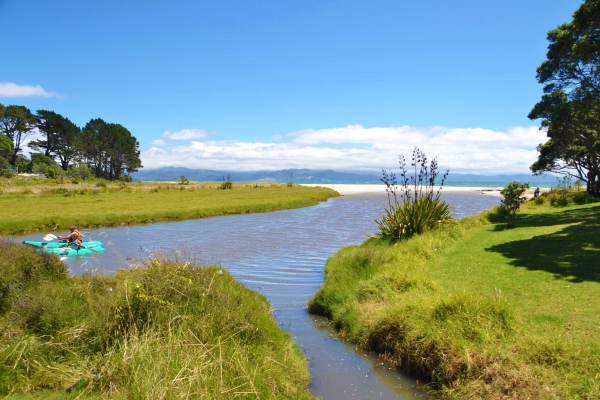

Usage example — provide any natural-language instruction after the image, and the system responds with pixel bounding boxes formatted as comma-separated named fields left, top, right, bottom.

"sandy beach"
left=300, top=184, right=506, bottom=196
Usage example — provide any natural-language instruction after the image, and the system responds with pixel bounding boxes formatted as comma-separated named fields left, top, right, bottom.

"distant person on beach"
left=59, top=226, right=83, bottom=247
left=534, top=187, right=540, bottom=198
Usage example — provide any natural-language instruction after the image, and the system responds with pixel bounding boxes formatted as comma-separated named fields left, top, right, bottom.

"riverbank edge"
left=0, top=239, right=316, bottom=399
left=0, top=185, right=340, bottom=236
left=307, top=201, right=600, bottom=398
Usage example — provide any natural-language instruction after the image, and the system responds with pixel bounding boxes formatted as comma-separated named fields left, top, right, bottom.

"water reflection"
left=17, top=191, right=499, bottom=399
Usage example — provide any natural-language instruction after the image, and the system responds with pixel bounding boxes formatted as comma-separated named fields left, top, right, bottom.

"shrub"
left=500, top=181, right=529, bottom=215
left=175, top=175, right=190, bottom=185
left=66, top=163, right=92, bottom=181
left=32, top=162, right=63, bottom=179
left=0, top=157, right=13, bottom=178
left=374, top=147, right=452, bottom=242
left=219, top=181, right=233, bottom=190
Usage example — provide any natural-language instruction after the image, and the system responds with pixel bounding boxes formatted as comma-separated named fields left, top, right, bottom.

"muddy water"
left=17, top=191, right=500, bottom=399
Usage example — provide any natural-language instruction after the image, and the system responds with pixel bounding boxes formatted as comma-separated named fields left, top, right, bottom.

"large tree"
left=80, top=118, right=142, bottom=179
left=0, top=104, right=36, bottom=165
left=29, top=110, right=81, bottom=170
left=529, top=0, right=600, bottom=196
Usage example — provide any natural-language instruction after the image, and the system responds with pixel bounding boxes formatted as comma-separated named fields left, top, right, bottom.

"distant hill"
left=132, top=167, right=558, bottom=184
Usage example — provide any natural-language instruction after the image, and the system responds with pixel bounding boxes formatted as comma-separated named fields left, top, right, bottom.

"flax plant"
left=374, top=147, right=452, bottom=241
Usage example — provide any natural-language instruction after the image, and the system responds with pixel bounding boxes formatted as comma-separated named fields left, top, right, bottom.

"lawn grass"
left=308, top=200, right=600, bottom=398
left=0, top=238, right=315, bottom=399
left=0, top=181, right=338, bottom=235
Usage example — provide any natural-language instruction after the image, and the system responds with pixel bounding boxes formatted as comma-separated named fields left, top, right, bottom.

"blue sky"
left=0, top=0, right=581, bottom=173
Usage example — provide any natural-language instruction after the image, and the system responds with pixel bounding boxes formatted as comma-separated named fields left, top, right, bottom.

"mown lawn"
left=309, top=201, right=600, bottom=399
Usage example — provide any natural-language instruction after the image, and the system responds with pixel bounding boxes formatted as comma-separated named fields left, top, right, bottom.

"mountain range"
left=131, top=167, right=558, bottom=184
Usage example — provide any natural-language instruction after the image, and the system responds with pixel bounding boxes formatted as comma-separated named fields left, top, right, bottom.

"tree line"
left=0, top=104, right=142, bottom=180
left=529, top=0, right=600, bottom=197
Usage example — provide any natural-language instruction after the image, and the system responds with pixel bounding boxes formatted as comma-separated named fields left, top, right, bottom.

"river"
left=17, top=190, right=500, bottom=399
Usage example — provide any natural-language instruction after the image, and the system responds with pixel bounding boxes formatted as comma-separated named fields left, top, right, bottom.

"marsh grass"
left=309, top=202, right=600, bottom=398
left=0, top=239, right=314, bottom=399
left=0, top=182, right=338, bottom=235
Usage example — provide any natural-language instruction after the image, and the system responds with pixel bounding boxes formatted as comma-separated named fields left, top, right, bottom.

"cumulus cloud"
left=161, top=128, right=209, bottom=140
left=0, top=82, right=59, bottom=98
left=141, top=125, right=547, bottom=174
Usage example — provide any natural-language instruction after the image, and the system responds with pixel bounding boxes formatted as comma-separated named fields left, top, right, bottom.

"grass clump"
left=375, top=147, right=452, bottom=242
left=0, top=239, right=315, bottom=399
left=309, top=201, right=600, bottom=398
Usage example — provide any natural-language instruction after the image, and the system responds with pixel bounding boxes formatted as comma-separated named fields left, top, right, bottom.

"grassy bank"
left=0, top=238, right=315, bottom=399
left=0, top=180, right=338, bottom=235
left=308, top=201, right=600, bottom=398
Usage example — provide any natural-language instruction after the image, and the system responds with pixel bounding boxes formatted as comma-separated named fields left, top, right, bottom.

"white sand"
left=300, top=184, right=505, bottom=196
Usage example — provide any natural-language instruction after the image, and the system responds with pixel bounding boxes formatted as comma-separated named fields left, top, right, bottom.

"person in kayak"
left=58, top=226, right=83, bottom=247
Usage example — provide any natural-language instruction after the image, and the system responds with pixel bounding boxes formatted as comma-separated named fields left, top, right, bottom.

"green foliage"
left=80, top=119, right=142, bottom=180
left=529, top=0, right=600, bottom=197
left=375, top=147, right=452, bottom=241
left=0, top=157, right=13, bottom=178
left=0, top=104, right=36, bottom=164
left=29, top=110, right=80, bottom=170
left=14, top=155, right=32, bottom=173
left=500, top=181, right=530, bottom=215
left=66, top=163, right=92, bottom=180
left=175, top=174, right=189, bottom=185
left=0, top=133, right=14, bottom=160
left=219, top=181, right=233, bottom=190
left=541, top=175, right=600, bottom=207
left=32, top=161, right=63, bottom=179
left=374, top=195, right=451, bottom=241
left=0, top=241, right=314, bottom=399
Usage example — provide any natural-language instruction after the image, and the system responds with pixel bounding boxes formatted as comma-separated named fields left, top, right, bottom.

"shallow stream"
left=17, top=191, right=500, bottom=399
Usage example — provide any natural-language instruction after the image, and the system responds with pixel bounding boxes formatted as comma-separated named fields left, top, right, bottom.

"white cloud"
left=151, top=139, right=167, bottom=146
left=141, top=125, right=547, bottom=174
left=162, top=128, right=209, bottom=140
left=0, top=82, right=59, bottom=98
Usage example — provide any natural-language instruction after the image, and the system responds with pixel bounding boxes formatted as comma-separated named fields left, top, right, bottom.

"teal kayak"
left=22, top=240, right=104, bottom=249
left=46, top=245, right=105, bottom=257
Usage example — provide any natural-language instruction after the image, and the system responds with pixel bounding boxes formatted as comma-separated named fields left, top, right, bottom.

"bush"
left=0, top=157, right=13, bottom=178
left=32, top=162, right=63, bottom=179
left=374, top=147, right=452, bottom=242
left=500, top=181, right=530, bottom=215
left=66, top=163, right=92, bottom=181
left=175, top=175, right=190, bottom=185
left=219, top=181, right=233, bottom=190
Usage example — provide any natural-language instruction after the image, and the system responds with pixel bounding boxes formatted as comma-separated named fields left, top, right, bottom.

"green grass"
left=0, top=181, right=338, bottom=235
left=309, top=201, right=600, bottom=399
left=0, top=238, right=315, bottom=399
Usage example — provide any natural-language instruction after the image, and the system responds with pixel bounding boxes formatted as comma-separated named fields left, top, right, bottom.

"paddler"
left=58, top=226, right=83, bottom=247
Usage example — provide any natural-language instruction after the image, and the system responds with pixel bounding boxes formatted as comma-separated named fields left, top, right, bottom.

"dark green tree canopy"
left=0, top=133, right=14, bottom=160
left=530, top=0, right=600, bottom=196
left=0, top=104, right=36, bottom=165
left=80, top=118, right=142, bottom=179
left=29, top=110, right=81, bottom=170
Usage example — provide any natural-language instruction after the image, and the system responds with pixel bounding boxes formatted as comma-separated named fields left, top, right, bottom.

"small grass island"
left=0, top=177, right=339, bottom=235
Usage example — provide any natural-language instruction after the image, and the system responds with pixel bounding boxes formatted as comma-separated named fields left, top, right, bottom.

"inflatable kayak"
left=21, top=240, right=104, bottom=249
left=46, top=245, right=105, bottom=257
